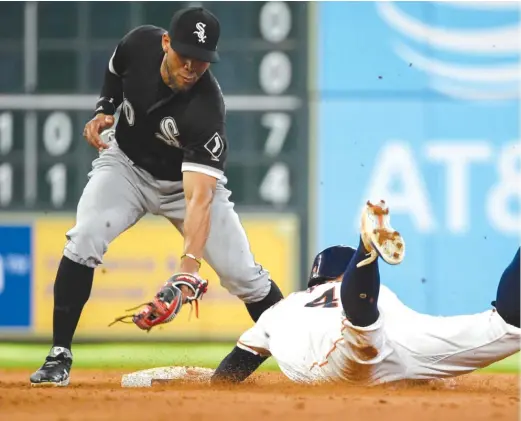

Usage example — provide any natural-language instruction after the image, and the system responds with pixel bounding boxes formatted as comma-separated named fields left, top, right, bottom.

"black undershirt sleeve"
left=94, top=35, right=129, bottom=117
left=97, top=68, right=123, bottom=116
left=211, top=346, right=268, bottom=384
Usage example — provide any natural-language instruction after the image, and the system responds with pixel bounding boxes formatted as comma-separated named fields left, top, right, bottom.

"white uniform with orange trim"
left=237, top=282, right=521, bottom=385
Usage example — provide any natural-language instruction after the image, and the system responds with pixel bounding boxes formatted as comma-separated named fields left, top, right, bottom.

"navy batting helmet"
left=308, top=245, right=357, bottom=288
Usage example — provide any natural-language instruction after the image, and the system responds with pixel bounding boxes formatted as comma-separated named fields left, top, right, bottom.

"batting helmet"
left=308, top=245, right=357, bottom=288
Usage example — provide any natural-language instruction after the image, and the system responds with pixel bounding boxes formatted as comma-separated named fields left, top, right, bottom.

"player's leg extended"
left=30, top=146, right=151, bottom=386
left=494, top=247, right=520, bottom=327
left=340, top=237, right=382, bottom=327
left=341, top=200, right=405, bottom=327
left=332, top=201, right=405, bottom=375
left=204, top=184, right=283, bottom=320
left=403, top=249, right=520, bottom=379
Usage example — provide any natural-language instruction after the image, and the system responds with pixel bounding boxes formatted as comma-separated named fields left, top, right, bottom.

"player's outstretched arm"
left=213, top=305, right=273, bottom=383
left=211, top=346, right=268, bottom=384
left=179, top=171, right=217, bottom=274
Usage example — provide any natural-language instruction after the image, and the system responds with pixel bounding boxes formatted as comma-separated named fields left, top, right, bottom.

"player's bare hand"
left=83, top=114, right=115, bottom=151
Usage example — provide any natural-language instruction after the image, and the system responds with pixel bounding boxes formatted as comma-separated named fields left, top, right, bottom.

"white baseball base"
left=121, top=366, right=214, bottom=388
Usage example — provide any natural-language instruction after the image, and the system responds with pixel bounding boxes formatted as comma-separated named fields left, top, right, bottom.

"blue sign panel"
left=0, top=225, right=32, bottom=327
left=317, top=1, right=520, bottom=315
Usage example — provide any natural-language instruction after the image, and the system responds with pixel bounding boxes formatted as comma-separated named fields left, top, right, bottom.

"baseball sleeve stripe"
left=237, top=341, right=260, bottom=355
left=181, top=162, right=224, bottom=180
left=108, top=49, right=119, bottom=76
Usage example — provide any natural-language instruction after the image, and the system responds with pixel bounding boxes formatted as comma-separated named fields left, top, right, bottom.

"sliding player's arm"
left=211, top=321, right=271, bottom=384
left=211, top=345, right=269, bottom=384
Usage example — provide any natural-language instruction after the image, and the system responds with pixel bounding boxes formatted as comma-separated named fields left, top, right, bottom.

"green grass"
left=0, top=343, right=279, bottom=371
left=0, top=343, right=518, bottom=374
left=479, top=352, right=519, bottom=373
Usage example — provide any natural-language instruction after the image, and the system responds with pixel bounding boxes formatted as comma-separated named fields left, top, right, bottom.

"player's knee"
left=220, top=274, right=272, bottom=303
left=63, top=221, right=108, bottom=268
left=220, top=278, right=263, bottom=302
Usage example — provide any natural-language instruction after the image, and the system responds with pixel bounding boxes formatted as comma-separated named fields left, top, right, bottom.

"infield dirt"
left=1, top=369, right=518, bottom=421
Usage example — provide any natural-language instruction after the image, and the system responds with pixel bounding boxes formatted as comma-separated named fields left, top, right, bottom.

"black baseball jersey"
left=97, top=25, right=227, bottom=181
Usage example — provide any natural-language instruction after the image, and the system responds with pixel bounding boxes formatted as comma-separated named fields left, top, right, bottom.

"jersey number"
left=304, top=287, right=339, bottom=308
left=123, top=98, right=135, bottom=126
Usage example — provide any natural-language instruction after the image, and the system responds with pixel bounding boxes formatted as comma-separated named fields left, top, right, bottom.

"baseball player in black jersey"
left=30, top=7, right=283, bottom=387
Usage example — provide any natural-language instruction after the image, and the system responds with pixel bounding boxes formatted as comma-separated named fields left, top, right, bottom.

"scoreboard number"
left=43, top=112, right=72, bottom=156
left=258, top=1, right=293, bottom=96
left=259, top=52, right=292, bottom=95
left=258, top=1, right=294, bottom=207
left=259, top=1, right=292, bottom=43
left=46, top=163, right=67, bottom=208
left=259, top=162, right=290, bottom=206
left=0, top=162, right=12, bottom=207
left=0, top=112, right=13, bottom=154
left=0, top=112, right=13, bottom=206
left=259, top=112, right=291, bottom=206
left=262, top=112, right=291, bottom=157
left=43, top=112, right=73, bottom=208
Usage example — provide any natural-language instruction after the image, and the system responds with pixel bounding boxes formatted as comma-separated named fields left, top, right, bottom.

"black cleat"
left=30, top=346, right=73, bottom=387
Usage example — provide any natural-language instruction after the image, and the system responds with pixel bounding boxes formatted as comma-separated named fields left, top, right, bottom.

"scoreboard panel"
left=0, top=106, right=306, bottom=211
left=0, top=110, right=95, bottom=210
left=0, top=1, right=311, bottom=285
left=0, top=1, right=309, bottom=213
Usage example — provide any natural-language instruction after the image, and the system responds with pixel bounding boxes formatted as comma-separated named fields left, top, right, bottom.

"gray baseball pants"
left=62, top=139, right=271, bottom=303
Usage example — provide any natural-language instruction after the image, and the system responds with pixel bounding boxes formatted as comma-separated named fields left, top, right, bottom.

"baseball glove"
left=109, top=273, right=209, bottom=332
